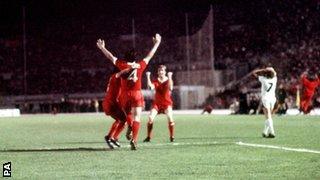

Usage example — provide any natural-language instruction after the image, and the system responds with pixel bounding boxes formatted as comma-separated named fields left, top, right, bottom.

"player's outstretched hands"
left=152, top=34, right=161, bottom=44
left=96, top=39, right=105, bottom=49
left=167, top=72, right=173, bottom=78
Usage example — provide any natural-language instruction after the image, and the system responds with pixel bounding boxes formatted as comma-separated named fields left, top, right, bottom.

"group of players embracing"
left=97, top=34, right=175, bottom=150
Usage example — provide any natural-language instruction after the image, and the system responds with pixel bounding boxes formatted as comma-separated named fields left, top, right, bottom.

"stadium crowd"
left=1, top=0, right=319, bottom=112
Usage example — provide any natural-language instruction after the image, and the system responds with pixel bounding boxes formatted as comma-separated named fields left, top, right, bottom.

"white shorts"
left=261, top=97, right=276, bottom=109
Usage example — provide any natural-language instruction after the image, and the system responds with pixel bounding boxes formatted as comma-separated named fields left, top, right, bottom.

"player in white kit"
left=252, top=67, right=277, bottom=138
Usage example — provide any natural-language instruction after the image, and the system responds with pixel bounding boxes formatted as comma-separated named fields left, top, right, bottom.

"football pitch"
left=1, top=114, right=319, bottom=179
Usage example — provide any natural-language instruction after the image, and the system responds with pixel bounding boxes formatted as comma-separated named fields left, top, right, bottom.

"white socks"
left=263, top=118, right=275, bottom=135
left=263, top=120, right=269, bottom=135
left=268, top=118, right=275, bottom=135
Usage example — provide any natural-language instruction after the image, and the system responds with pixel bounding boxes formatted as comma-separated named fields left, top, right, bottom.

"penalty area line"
left=236, top=141, right=320, bottom=154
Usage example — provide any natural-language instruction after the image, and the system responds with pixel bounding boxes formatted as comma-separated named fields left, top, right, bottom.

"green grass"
left=1, top=114, right=320, bottom=179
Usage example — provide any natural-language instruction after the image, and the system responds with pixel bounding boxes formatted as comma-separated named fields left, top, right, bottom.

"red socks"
left=132, top=121, right=140, bottom=142
left=126, top=113, right=133, bottom=127
left=113, top=121, right=126, bottom=140
left=107, top=120, right=119, bottom=138
left=109, top=119, right=174, bottom=142
left=168, top=121, right=175, bottom=138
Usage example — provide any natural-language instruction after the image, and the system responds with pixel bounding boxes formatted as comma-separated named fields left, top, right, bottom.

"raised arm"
left=251, top=69, right=265, bottom=78
left=143, top=34, right=161, bottom=64
left=265, top=67, right=277, bottom=77
left=96, top=39, right=118, bottom=64
left=167, top=72, right=173, bottom=91
left=146, top=72, right=155, bottom=90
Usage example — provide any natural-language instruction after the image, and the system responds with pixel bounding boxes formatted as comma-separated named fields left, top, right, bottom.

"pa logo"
left=3, top=162, right=11, bottom=177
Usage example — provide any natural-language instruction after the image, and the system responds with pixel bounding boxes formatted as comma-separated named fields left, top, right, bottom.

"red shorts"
left=102, top=99, right=126, bottom=122
left=119, top=90, right=144, bottom=113
left=152, top=102, right=172, bottom=114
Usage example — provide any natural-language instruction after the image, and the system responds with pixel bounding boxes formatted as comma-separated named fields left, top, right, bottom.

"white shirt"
left=258, top=76, right=277, bottom=99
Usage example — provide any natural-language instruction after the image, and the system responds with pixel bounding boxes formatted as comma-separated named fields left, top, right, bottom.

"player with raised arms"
left=97, top=34, right=162, bottom=150
left=252, top=67, right=277, bottom=138
left=97, top=39, right=142, bottom=149
left=143, top=65, right=175, bottom=143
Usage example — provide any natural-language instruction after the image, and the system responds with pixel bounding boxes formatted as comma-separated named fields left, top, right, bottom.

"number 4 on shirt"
left=128, top=69, right=138, bottom=82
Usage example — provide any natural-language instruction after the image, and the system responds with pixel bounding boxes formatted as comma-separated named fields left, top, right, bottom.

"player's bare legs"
left=130, top=106, right=143, bottom=150
left=143, top=109, right=158, bottom=142
left=165, top=106, right=175, bottom=142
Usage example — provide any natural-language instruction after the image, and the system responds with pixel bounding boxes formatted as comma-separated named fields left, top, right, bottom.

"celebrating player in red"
left=97, top=39, right=141, bottom=149
left=299, top=70, right=319, bottom=114
left=97, top=33, right=162, bottom=150
left=143, top=65, right=175, bottom=143
left=102, top=68, right=132, bottom=149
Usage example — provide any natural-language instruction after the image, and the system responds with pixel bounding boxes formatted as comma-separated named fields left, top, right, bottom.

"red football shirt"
left=116, top=60, right=147, bottom=91
left=104, top=74, right=121, bottom=102
left=301, top=75, right=319, bottom=96
left=153, top=78, right=173, bottom=106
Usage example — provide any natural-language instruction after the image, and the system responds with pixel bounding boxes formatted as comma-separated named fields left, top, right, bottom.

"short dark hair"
left=124, top=49, right=137, bottom=63
left=264, top=70, right=274, bottom=79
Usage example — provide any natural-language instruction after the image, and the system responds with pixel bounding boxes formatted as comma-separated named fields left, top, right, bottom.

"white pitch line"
left=125, top=142, right=320, bottom=154
left=3, top=141, right=320, bottom=154
left=236, top=141, right=320, bottom=154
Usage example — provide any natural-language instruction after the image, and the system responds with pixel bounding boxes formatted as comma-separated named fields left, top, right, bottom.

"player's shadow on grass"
left=0, top=147, right=111, bottom=153
left=56, top=141, right=104, bottom=145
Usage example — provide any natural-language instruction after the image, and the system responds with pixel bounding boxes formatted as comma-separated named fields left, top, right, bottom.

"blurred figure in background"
left=94, top=99, right=99, bottom=113
left=299, top=70, right=319, bottom=114
left=201, top=104, right=213, bottom=114
left=274, top=84, right=288, bottom=115
left=248, top=93, right=260, bottom=115
left=238, top=86, right=249, bottom=114
left=229, top=98, right=239, bottom=114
